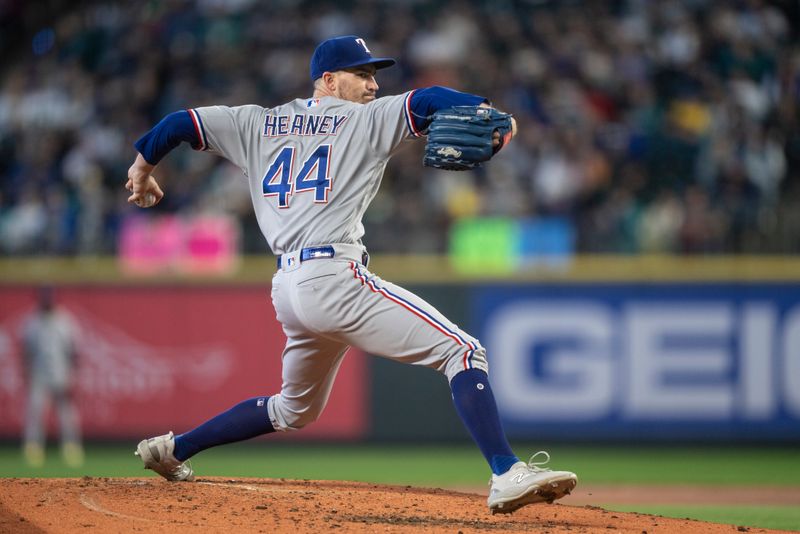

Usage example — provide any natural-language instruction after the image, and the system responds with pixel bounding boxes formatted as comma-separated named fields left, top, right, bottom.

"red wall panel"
left=0, top=286, right=367, bottom=440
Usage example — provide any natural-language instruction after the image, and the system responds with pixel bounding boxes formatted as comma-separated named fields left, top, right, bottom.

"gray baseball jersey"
left=191, top=95, right=488, bottom=432
left=191, top=94, right=415, bottom=254
left=23, top=310, right=78, bottom=389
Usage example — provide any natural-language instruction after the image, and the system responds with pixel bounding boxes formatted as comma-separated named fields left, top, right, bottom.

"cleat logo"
left=510, top=472, right=531, bottom=484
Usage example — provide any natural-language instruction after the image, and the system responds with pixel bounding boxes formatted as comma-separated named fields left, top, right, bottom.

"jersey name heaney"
left=263, top=113, right=348, bottom=137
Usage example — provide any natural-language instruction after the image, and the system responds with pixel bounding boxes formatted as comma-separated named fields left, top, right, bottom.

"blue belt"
left=277, top=246, right=335, bottom=269
left=276, top=246, right=369, bottom=269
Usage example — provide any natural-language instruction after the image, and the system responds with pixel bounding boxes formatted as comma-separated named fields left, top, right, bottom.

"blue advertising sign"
left=475, top=284, right=800, bottom=441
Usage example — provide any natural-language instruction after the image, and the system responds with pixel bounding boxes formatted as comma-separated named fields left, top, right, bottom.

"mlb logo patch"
left=307, top=99, right=320, bottom=108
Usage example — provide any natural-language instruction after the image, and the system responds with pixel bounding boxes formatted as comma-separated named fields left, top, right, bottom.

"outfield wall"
left=1, top=256, right=799, bottom=442
left=474, top=283, right=800, bottom=441
left=0, top=285, right=366, bottom=441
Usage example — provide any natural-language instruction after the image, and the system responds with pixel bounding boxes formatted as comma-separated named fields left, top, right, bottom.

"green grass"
left=607, top=505, right=800, bottom=532
left=1, top=442, right=799, bottom=485
left=2, top=443, right=798, bottom=531
left=551, top=444, right=800, bottom=486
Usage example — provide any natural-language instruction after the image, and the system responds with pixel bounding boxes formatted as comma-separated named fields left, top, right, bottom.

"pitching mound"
left=0, top=477, right=781, bottom=533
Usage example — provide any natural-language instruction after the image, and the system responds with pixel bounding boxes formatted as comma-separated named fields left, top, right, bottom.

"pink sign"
left=0, top=286, right=367, bottom=440
left=119, top=214, right=240, bottom=276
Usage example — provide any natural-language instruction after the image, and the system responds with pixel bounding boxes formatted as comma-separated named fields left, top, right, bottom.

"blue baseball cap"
left=310, top=35, right=396, bottom=81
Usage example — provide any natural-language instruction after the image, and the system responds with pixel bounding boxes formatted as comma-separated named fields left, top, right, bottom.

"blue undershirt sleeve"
left=134, top=110, right=201, bottom=165
left=407, top=86, right=488, bottom=134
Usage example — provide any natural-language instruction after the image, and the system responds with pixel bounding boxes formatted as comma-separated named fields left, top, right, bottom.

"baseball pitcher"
left=128, top=35, right=576, bottom=514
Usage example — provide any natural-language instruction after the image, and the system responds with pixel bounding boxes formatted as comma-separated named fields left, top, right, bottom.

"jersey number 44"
left=262, top=145, right=332, bottom=208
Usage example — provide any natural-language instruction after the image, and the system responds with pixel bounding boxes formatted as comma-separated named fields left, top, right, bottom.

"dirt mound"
left=0, top=477, right=783, bottom=533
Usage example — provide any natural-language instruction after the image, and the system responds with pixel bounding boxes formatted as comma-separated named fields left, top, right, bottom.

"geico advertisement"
left=477, top=284, right=800, bottom=440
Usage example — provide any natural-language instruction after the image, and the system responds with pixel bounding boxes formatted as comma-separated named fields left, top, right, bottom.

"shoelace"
left=526, top=450, right=552, bottom=473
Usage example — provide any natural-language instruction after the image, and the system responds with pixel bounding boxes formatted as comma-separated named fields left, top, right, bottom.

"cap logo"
left=355, top=38, right=371, bottom=53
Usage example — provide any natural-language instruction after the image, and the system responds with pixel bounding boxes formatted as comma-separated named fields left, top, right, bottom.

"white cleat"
left=488, top=451, right=577, bottom=514
left=134, top=431, right=194, bottom=482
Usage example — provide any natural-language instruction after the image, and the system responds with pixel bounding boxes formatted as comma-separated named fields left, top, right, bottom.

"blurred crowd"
left=0, top=0, right=798, bottom=256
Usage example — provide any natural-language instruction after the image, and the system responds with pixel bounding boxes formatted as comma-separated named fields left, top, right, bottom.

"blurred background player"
left=20, top=286, right=84, bottom=468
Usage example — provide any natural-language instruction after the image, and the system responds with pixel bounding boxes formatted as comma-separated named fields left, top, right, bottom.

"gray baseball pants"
left=267, top=243, right=488, bottom=431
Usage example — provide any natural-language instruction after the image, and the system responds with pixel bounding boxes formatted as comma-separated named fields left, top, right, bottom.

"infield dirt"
left=0, top=477, right=792, bottom=533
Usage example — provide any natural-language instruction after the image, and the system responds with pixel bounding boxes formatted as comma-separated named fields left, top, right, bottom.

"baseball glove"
left=423, top=106, right=513, bottom=171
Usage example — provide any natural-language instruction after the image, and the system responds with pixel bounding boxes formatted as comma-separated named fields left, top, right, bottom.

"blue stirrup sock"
left=450, top=369, right=519, bottom=475
left=173, top=396, right=275, bottom=461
